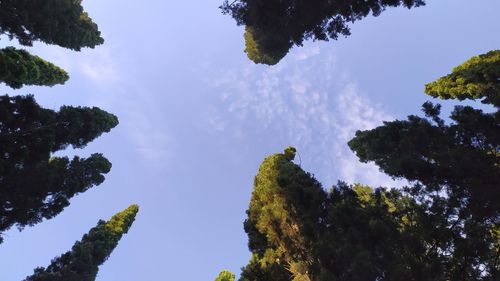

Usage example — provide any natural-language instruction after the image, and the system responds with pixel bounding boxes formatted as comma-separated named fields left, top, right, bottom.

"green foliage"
left=229, top=147, right=500, bottom=280
left=0, top=95, right=119, bottom=241
left=222, top=0, right=425, bottom=64
left=283, top=146, right=296, bottom=161
left=425, top=50, right=500, bottom=106
left=215, top=270, right=236, bottom=281
left=244, top=27, right=291, bottom=65
left=242, top=151, right=325, bottom=280
left=0, top=47, right=68, bottom=89
left=346, top=51, right=500, bottom=280
left=348, top=102, right=499, bottom=219
left=0, top=0, right=103, bottom=50
left=23, top=205, right=139, bottom=281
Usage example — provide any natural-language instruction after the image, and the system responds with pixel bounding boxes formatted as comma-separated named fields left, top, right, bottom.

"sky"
left=1, top=0, right=499, bottom=280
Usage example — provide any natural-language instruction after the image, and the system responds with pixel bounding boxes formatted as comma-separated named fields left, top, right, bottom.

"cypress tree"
left=425, top=50, right=500, bottom=106
left=223, top=148, right=499, bottom=280
left=23, top=205, right=139, bottom=281
left=0, top=47, right=69, bottom=89
left=0, top=95, right=119, bottom=242
left=221, top=0, right=425, bottom=64
left=0, top=0, right=103, bottom=50
left=348, top=52, right=500, bottom=279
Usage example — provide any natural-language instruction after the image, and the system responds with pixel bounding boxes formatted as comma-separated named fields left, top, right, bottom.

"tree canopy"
left=0, top=47, right=69, bottom=89
left=23, top=205, right=139, bottom=281
left=224, top=148, right=500, bottom=280
left=221, top=0, right=425, bottom=64
left=425, top=50, right=500, bottom=106
left=346, top=52, right=500, bottom=279
left=0, top=0, right=103, bottom=50
left=0, top=95, right=119, bottom=242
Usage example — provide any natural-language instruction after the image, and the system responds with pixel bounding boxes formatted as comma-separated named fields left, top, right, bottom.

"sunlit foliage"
left=0, top=47, right=68, bottom=89
left=233, top=148, right=500, bottom=280
left=425, top=50, right=500, bottom=106
left=215, top=270, right=236, bottom=281
left=23, top=205, right=139, bottom=281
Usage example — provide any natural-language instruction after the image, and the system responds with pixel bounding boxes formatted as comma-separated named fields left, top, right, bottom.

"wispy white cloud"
left=78, top=47, right=119, bottom=84
left=32, top=44, right=175, bottom=168
left=33, top=44, right=120, bottom=85
left=205, top=45, right=400, bottom=188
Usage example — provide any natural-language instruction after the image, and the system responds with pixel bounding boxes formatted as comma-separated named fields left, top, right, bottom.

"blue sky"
left=1, top=0, right=499, bottom=280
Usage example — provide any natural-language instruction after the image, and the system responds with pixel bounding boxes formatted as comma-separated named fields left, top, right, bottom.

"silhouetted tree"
left=23, top=205, right=139, bottom=281
left=0, top=95, right=119, bottom=242
left=221, top=0, right=425, bottom=64
left=0, top=0, right=103, bottom=50
left=0, top=47, right=68, bottom=89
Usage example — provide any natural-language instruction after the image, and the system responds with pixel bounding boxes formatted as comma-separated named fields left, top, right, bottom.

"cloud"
left=78, top=47, right=119, bottom=84
left=205, top=45, right=401, bottom=188
left=32, top=44, right=120, bottom=85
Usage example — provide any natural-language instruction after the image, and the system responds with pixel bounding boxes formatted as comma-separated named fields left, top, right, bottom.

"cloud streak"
left=206, top=45, right=400, bottom=188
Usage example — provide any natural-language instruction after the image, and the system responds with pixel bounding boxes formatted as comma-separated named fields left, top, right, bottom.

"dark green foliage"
left=0, top=0, right=103, bottom=50
left=233, top=148, right=499, bottom=280
left=221, top=0, right=425, bottom=64
left=23, top=205, right=139, bottom=281
left=0, top=47, right=69, bottom=89
left=346, top=52, right=500, bottom=279
left=425, top=50, right=500, bottom=106
left=215, top=270, right=236, bottom=281
left=348, top=102, right=499, bottom=218
left=0, top=95, right=119, bottom=241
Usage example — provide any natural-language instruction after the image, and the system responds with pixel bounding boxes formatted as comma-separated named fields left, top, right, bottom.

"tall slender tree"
left=0, top=0, right=103, bottom=50
left=0, top=95, right=119, bottom=242
left=221, top=0, right=425, bottom=64
left=23, top=205, right=139, bottom=281
left=348, top=51, right=500, bottom=279
left=0, top=47, right=69, bottom=89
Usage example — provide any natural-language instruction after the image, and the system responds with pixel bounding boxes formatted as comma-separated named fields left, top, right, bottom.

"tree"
left=0, top=47, right=69, bottom=89
left=241, top=148, right=325, bottom=280
left=425, top=50, right=500, bottom=106
left=215, top=270, right=236, bottom=281
left=221, top=0, right=425, bottom=65
left=0, top=0, right=103, bottom=50
left=0, top=95, right=119, bottom=242
left=348, top=51, right=500, bottom=279
left=23, top=204, right=139, bottom=281
left=224, top=148, right=499, bottom=280
left=348, top=51, right=499, bottom=220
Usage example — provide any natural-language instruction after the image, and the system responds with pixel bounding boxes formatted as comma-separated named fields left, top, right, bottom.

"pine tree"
left=0, top=95, right=119, bottom=242
left=221, top=0, right=425, bottom=64
left=0, top=47, right=69, bottom=89
left=0, top=0, right=103, bottom=50
left=23, top=205, right=139, bottom=281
